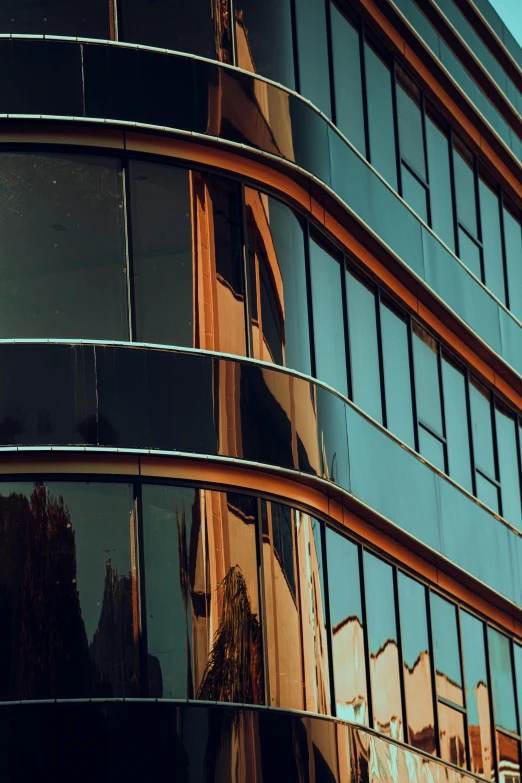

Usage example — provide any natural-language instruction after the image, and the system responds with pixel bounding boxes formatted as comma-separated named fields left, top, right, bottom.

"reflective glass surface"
left=479, top=178, right=506, bottom=304
left=514, top=644, right=522, bottom=737
left=419, top=426, right=445, bottom=472
left=496, top=731, right=521, bottom=783
left=364, top=42, right=398, bottom=189
left=326, top=528, right=368, bottom=724
left=469, top=378, right=496, bottom=479
left=504, top=206, right=522, bottom=322
left=380, top=303, right=415, bottom=448
left=0, top=153, right=128, bottom=340
left=330, top=6, right=366, bottom=156
left=363, top=553, right=403, bottom=741
left=397, top=573, right=436, bottom=754
left=426, top=115, right=455, bottom=252
left=488, top=627, right=517, bottom=734
left=458, top=229, right=482, bottom=280
left=442, top=356, right=473, bottom=493
left=345, top=270, right=382, bottom=424
left=430, top=594, right=463, bottom=706
left=412, top=323, right=443, bottom=437
left=438, top=702, right=468, bottom=769
left=397, top=73, right=425, bottom=180
left=454, top=140, right=478, bottom=237
left=460, top=611, right=493, bottom=778
left=235, top=0, right=295, bottom=89
left=495, top=404, right=522, bottom=529
left=0, top=0, right=109, bottom=37
left=295, top=0, right=331, bottom=118
left=401, top=166, right=428, bottom=223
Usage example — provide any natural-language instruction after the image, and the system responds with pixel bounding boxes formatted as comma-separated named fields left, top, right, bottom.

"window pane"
left=345, top=270, right=382, bottom=423
left=401, top=166, right=428, bottom=223
left=0, top=0, right=110, bottom=37
left=497, top=732, right=520, bottom=783
left=412, top=322, right=443, bottom=436
left=0, top=481, right=137, bottom=700
left=118, top=0, right=216, bottom=58
left=235, top=0, right=295, bottom=89
left=381, top=303, right=415, bottom=448
left=438, top=702, right=468, bottom=769
left=295, top=0, right=331, bottom=117
left=513, top=644, right=522, bottom=738
left=458, top=228, right=482, bottom=279
left=495, top=405, right=522, bottom=528
left=469, top=378, right=496, bottom=478
left=129, top=160, right=192, bottom=347
left=419, top=426, right=445, bottom=472
left=330, top=6, right=366, bottom=155
left=426, top=115, right=455, bottom=252
left=479, top=177, right=506, bottom=304
left=460, top=611, right=493, bottom=778
left=476, top=473, right=500, bottom=514
left=442, top=357, right=473, bottom=493
left=397, top=573, right=436, bottom=754
left=430, top=593, right=463, bottom=706
left=310, top=240, right=348, bottom=396
left=0, top=153, right=128, bottom=340
left=487, top=627, right=517, bottom=733
left=326, top=528, right=368, bottom=724
left=364, top=42, right=398, bottom=189
left=262, top=501, right=303, bottom=710
left=363, top=552, right=403, bottom=741
left=454, top=139, right=478, bottom=237
left=504, top=206, right=522, bottom=322
left=397, top=73, right=426, bottom=180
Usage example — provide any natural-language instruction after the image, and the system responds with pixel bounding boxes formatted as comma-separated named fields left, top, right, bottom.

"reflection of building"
left=1, top=0, right=522, bottom=779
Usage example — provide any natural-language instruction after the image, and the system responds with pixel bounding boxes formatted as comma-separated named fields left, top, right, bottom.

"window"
left=397, top=68, right=429, bottom=222
left=234, top=0, right=295, bottom=89
left=426, top=111, right=455, bottom=252
left=380, top=302, right=415, bottom=447
left=330, top=5, right=366, bottom=155
left=0, top=0, right=110, bottom=38
left=364, top=41, right=398, bottom=189
left=412, top=322, right=446, bottom=471
left=479, top=175, right=506, bottom=304
left=460, top=611, right=493, bottom=778
left=441, top=355, right=473, bottom=493
left=495, top=403, right=522, bottom=528
left=470, top=377, right=500, bottom=513
left=503, top=203, right=522, bottom=322
left=453, top=138, right=483, bottom=279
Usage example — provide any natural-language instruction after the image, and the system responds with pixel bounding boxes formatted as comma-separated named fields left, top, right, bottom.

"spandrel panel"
left=460, top=611, right=493, bottom=778
left=118, top=0, right=217, bottom=60
left=412, top=322, right=443, bottom=437
left=135, top=49, right=196, bottom=131
left=426, top=115, right=455, bottom=252
left=0, top=153, right=128, bottom=341
left=129, top=160, right=193, bottom=347
left=326, top=528, right=368, bottom=725
left=469, top=377, right=496, bottom=479
left=495, top=405, right=522, bottom=529
left=397, top=572, right=436, bottom=755
left=297, top=513, right=330, bottom=715
left=442, top=357, right=473, bottom=494
left=488, top=627, right=517, bottom=734
left=496, top=731, right=521, bottom=783
left=316, top=386, right=350, bottom=489
left=430, top=593, right=463, bottom=706
left=234, top=0, right=295, bottom=89
left=294, top=0, right=331, bottom=117
left=0, top=0, right=110, bottom=37
left=363, top=552, right=403, bottom=741
left=261, top=501, right=303, bottom=710
left=330, top=5, right=366, bottom=156
left=438, top=702, right=468, bottom=769
left=0, top=481, right=137, bottom=700
left=289, top=96, right=331, bottom=185
left=95, top=346, right=149, bottom=448
left=504, top=206, right=522, bottom=323
left=380, top=303, right=415, bottom=448
left=310, top=240, right=347, bottom=397
left=479, top=178, right=506, bottom=304
left=364, top=42, right=398, bottom=190
left=345, top=270, right=382, bottom=424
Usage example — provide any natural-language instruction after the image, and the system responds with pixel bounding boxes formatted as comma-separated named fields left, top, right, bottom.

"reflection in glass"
left=380, top=303, right=415, bottom=448
left=310, top=240, right=348, bottom=397
left=460, top=611, right=493, bottom=778
left=488, top=627, right=517, bottom=734
left=326, top=528, right=368, bottom=724
left=438, top=702, right=468, bottom=768
left=330, top=5, right=366, bottom=156
left=0, top=0, right=109, bottom=37
left=497, top=732, right=521, bottom=783
left=397, top=573, right=436, bottom=754
left=235, top=0, right=295, bottom=88
left=0, top=153, right=128, bottom=340
left=430, top=593, right=464, bottom=706
left=442, top=356, right=473, bottom=493
left=514, top=644, right=522, bottom=736
left=363, top=553, right=403, bottom=740
left=0, top=481, right=137, bottom=700
left=426, top=114, right=455, bottom=252
left=129, top=160, right=192, bottom=347
left=364, top=42, right=398, bottom=189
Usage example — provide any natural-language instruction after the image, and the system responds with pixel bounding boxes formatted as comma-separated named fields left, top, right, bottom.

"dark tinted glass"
left=364, top=42, right=398, bottom=189
left=488, top=627, right=517, bottom=733
left=363, top=552, right=403, bottom=741
left=503, top=205, right=522, bottom=322
left=119, top=0, right=216, bottom=59
left=397, top=573, right=436, bottom=754
left=0, top=481, right=137, bottom=700
left=438, top=702, right=467, bottom=768
left=380, top=303, right=415, bottom=447
left=426, top=115, right=455, bottom=251
left=0, top=0, right=110, bottom=37
left=412, top=323, right=443, bottom=436
left=469, top=378, right=496, bottom=479
left=326, top=528, right=368, bottom=724
left=458, top=228, right=482, bottom=279
left=401, top=166, right=428, bottom=223
left=479, top=177, right=506, bottom=303
left=330, top=6, right=366, bottom=156
left=460, top=611, right=493, bottom=778
left=316, top=386, right=350, bottom=489
left=496, top=404, right=522, bottom=528
left=345, top=270, right=382, bottom=423
left=0, top=153, right=128, bottom=340
left=454, top=139, right=478, bottom=237
left=129, top=160, right=192, bottom=347
left=430, top=593, right=463, bottom=706
left=442, top=356, right=473, bottom=493
left=295, top=0, right=331, bottom=117
left=310, top=240, right=348, bottom=397
left=397, top=72, right=425, bottom=179
left=235, top=0, right=295, bottom=89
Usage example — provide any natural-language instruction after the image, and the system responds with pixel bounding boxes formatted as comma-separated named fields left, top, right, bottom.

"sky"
left=488, top=0, right=522, bottom=48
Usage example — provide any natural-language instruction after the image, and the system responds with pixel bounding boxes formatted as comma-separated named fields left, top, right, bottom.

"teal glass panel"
left=479, top=177, right=506, bottom=304
left=469, top=377, right=495, bottom=478
left=419, top=426, right=445, bottom=472
left=453, top=140, right=478, bottom=236
left=426, top=115, right=455, bottom=252
left=430, top=593, right=463, bottom=706
left=442, top=356, right=473, bottom=493
left=401, top=166, right=428, bottom=223
left=397, top=75, right=425, bottom=179
left=364, top=42, right=397, bottom=189
left=330, top=5, right=366, bottom=155
left=488, top=627, right=517, bottom=733
left=412, top=322, right=443, bottom=436
left=503, top=205, right=522, bottom=322
left=458, top=228, right=482, bottom=280
left=495, top=404, right=522, bottom=528
left=380, top=303, right=415, bottom=448
left=295, top=0, right=331, bottom=117
left=460, top=611, right=493, bottom=778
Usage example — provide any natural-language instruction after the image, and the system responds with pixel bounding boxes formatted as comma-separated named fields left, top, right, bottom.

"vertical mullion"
left=359, top=19, right=371, bottom=162
left=289, top=0, right=301, bottom=95
left=320, top=519, right=337, bottom=718
left=393, top=568, right=409, bottom=744
left=426, top=589, right=441, bottom=757
left=391, top=58, right=403, bottom=197
left=456, top=606, right=472, bottom=770
left=341, top=256, right=353, bottom=402
left=516, top=414, right=522, bottom=528
left=376, top=288, right=387, bottom=429
left=134, top=481, right=149, bottom=698
left=240, top=183, right=254, bottom=358
left=407, top=316, right=420, bottom=453
left=465, top=368, right=478, bottom=498
left=420, top=91, right=432, bottom=227
left=255, top=498, right=271, bottom=707
left=437, top=342, right=449, bottom=474
left=324, top=0, right=337, bottom=127
left=490, top=392, right=502, bottom=516
left=229, top=0, right=238, bottom=66
left=499, top=188, right=511, bottom=311
left=473, top=154, right=485, bottom=283
left=122, top=159, right=136, bottom=342
left=358, top=546, right=374, bottom=730
left=111, top=0, right=119, bottom=41
left=303, top=221, right=317, bottom=378
left=448, top=128, right=460, bottom=258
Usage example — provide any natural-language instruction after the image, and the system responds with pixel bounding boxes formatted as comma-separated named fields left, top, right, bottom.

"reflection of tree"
left=198, top=565, right=263, bottom=704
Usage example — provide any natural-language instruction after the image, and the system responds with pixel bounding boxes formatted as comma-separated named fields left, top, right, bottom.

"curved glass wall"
left=1, top=475, right=521, bottom=781
left=2, top=149, right=522, bottom=531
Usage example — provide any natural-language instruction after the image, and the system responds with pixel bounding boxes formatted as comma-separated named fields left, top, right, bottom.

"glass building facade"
left=0, top=0, right=521, bottom=780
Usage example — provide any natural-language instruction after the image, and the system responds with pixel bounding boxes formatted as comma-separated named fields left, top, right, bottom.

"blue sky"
left=489, top=0, right=522, bottom=48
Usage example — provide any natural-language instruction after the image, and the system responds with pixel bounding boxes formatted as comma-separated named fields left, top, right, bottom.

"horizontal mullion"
left=476, top=466, right=501, bottom=487
left=401, top=158, right=429, bottom=190
left=437, top=695, right=466, bottom=714
left=457, top=220, right=482, bottom=248
left=418, top=419, right=446, bottom=444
